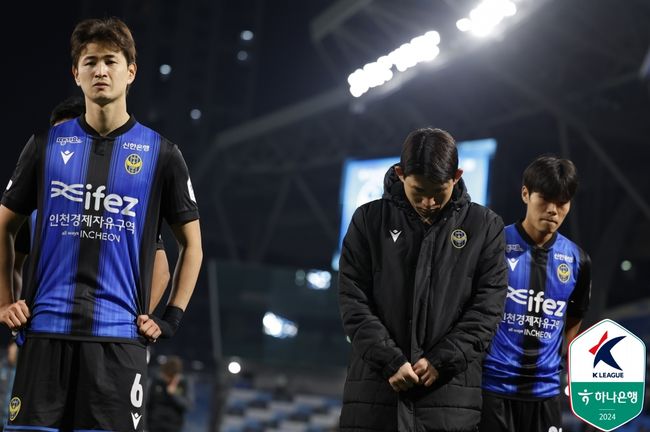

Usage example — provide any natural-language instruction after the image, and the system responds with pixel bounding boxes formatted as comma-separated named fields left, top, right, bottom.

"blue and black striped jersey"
left=482, top=222, right=591, bottom=399
left=2, top=116, right=199, bottom=344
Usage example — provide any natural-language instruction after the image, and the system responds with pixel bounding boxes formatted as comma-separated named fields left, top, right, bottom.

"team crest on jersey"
left=9, top=397, right=21, bottom=421
left=450, top=229, right=467, bottom=249
left=557, top=263, right=571, bottom=283
left=125, top=154, right=143, bottom=175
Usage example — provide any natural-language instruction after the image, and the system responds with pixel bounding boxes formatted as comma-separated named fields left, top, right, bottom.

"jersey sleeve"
left=155, top=233, right=165, bottom=251
left=14, top=220, right=31, bottom=255
left=1, top=135, right=39, bottom=216
left=160, top=144, right=199, bottom=225
left=566, top=249, right=592, bottom=318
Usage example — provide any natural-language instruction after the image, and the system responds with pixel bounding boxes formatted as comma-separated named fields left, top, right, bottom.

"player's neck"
left=521, top=218, right=553, bottom=247
left=84, top=99, right=130, bottom=137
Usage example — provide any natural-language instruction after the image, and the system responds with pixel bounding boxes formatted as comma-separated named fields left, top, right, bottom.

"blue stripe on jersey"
left=29, top=211, right=37, bottom=245
left=92, top=124, right=160, bottom=338
left=30, top=120, right=90, bottom=335
left=483, top=224, right=584, bottom=398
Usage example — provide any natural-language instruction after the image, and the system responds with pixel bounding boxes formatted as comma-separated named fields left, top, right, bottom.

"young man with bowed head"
left=338, top=127, right=508, bottom=431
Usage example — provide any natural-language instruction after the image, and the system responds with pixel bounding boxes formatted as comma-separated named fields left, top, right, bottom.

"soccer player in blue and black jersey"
left=0, top=17, right=202, bottom=431
left=480, top=155, right=592, bottom=432
left=13, top=97, right=172, bottom=316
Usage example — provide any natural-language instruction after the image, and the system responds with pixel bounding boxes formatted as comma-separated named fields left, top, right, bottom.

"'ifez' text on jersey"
left=49, top=180, right=139, bottom=243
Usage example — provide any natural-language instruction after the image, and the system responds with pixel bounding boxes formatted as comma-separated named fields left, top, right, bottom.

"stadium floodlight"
left=306, top=270, right=332, bottom=290
left=348, top=30, right=440, bottom=98
left=456, top=0, right=518, bottom=37
left=228, top=360, right=242, bottom=374
left=190, top=109, right=202, bottom=120
left=620, top=260, right=632, bottom=272
left=240, top=30, right=254, bottom=41
left=159, top=64, right=172, bottom=76
left=263, top=312, right=298, bottom=339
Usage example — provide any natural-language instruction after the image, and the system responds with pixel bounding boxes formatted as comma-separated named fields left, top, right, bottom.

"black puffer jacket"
left=338, top=167, right=507, bottom=432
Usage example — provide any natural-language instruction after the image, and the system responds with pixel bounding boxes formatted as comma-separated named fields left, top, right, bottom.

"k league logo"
left=568, top=319, right=646, bottom=431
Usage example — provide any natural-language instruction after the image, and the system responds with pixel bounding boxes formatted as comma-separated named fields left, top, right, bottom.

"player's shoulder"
left=31, top=124, right=58, bottom=145
left=20, top=126, right=57, bottom=155
left=462, top=202, right=504, bottom=234
left=131, top=121, right=183, bottom=156
left=553, top=231, right=591, bottom=264
left=350, top=199, right=382, bottom=225
left=360, top=196, right=407, bottom=221
left=470, top=202, right=502, bottom=223
left=361, top=198, right=385, bottom=212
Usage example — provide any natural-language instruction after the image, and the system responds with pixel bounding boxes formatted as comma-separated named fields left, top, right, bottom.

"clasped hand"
left=388, top=358, right=439, bottom=392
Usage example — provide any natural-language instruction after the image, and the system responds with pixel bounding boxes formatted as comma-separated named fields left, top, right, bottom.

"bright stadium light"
left=228, top=361, right=242, bottom=374
left=240, top=30, right=254, bottom=41
left=457, top=0, right=518, bottom=37
left=456, top=18, right=473, bottom=32
left=347, top=30, right=440, bottom=97
left=190, top=109, right=202, bottom=120
left=237, top=50, right=249, bottom=61
left=306, top=270, right=331, bottom=290
left=159, top=64, right=172, bottom=76
left=263, top=312, right=298, bottom=339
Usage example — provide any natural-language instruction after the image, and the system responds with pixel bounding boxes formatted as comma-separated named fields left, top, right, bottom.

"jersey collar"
left=515, top=220, right=558, bottom=250
left=78, top=114, right=137, bottom=139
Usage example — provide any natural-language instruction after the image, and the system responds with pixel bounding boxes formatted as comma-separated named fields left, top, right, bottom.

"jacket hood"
left=381, top=165, right=471, bottom=212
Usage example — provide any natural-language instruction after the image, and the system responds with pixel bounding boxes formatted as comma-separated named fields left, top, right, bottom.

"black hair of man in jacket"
left=338, top=127, right=508, bottom=432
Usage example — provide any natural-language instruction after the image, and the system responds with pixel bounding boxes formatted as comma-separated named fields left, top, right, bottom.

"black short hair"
left=71, top=17, right=136, bottom=67
left=50, top=96, right=85, bottom=126
left=523, top=155, right=578, bottom=203
left=400, top=128, right=458, bottom=183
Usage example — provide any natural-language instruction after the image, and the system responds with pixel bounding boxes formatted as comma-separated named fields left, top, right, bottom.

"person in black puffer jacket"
left=338, top=127, right=508, bottom=432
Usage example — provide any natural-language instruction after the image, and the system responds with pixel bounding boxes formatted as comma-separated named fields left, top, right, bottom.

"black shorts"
left=6, top=337, right=147, bottom=432
left=478, top=391, right=562, bottom=432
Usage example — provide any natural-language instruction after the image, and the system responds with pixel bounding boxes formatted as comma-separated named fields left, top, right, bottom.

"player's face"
left=73, top=43, right=136, bottom=106
left=397, top=169, right=461, bottom=221
left=522, top=187, right=571, bottom=236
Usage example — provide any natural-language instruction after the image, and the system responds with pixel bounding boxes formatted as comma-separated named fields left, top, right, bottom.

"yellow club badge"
left=125, top=153, right=143, bottom=175
left=450, top=229, right=467, bottom=249
left=557, top=263, right=571, bottom=283
left=9, top=397, right=21, bottom=421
